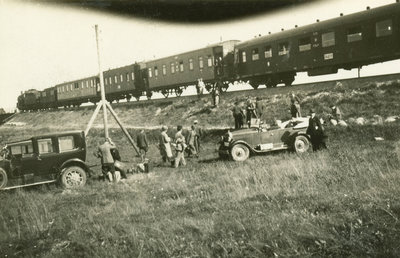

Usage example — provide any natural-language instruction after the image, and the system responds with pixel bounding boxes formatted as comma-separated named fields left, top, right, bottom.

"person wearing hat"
left=306, top=108, right=327, bottom=151
left=159, top=125, right=173, bottom=165
left=193, top=120, right=203, bottom=154
left=289, top=92, right=301, bottom=118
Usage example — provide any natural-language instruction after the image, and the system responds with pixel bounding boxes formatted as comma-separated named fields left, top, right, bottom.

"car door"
left=260, top=128, right=291, bottom=150
left=21, top=137, right=58, bottom=182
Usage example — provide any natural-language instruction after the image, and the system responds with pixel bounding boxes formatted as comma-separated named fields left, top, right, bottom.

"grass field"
left=1, top=123, right=400, bottom=257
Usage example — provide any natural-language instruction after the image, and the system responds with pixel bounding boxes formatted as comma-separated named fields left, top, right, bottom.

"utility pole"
left=85, top=25, right=139, bottom=155
left=95, top=25, right=109, bottom=139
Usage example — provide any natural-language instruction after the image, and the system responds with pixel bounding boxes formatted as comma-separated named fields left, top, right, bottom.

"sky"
left=0, top=0, right=399, bottom=112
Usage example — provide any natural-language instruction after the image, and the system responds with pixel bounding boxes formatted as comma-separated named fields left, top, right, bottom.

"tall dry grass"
left=1, top=124, right=400, bottom=257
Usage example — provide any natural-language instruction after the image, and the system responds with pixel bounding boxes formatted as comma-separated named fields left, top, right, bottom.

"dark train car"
left=103, top=63, right=147, bottom=101
left=234, top=2, right=400, bottom=88
left=144, top=40, right=238, bottom=97
left=17, top=89, right=40, bottom=111
left=56, top=76, right=99, bottom=107
left=38, top=87, right=57, bottom=109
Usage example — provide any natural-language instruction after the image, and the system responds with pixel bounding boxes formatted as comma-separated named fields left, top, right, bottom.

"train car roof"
left=236, top=2, right=400, bottom=48
left=145, top=40, right=239, bottom=64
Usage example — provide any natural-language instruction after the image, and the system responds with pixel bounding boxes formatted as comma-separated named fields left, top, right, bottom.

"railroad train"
left=17, top=2, right=400, bottom=111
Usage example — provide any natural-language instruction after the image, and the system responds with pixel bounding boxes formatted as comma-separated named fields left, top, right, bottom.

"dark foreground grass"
left=1, top=124, right=400, bottom=257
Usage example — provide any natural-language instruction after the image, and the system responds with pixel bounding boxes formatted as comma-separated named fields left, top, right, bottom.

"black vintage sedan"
left=219, top=118, right=311, bottom=161
left=0, top=131, right=90, bottom=190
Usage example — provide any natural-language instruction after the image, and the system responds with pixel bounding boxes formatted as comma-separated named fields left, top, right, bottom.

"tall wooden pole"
left=95, top=24, right=109, bottom=139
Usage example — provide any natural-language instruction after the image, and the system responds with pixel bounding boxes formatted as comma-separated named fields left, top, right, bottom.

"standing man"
left=159, top=126, right=173, bottom=165
left=246, top=97, right=257, bottom=127
left=96, top=138, right=117, bottom=182
left=232, top=102, right=242, bottom=129
left=186, top=125, right=198, bottom=158
left=193, top=120, right=203, bottom=154
left=289, top=92, right=301, bottom=118
left=196, top=78, right=205, bottom=99
left=306, top=109, right=327, bottom=151
left=174, top=125, right=186, bottom=168
left=255, top=97, right=266, bottom=124
left=136, top=129, right=148, bottom=162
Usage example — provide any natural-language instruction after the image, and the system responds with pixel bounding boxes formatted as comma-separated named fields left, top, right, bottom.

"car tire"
left=294, top=135, right=310, bottom=153
left=0, top=168, right=8, bottom=189
left=230, top=144, right=250, bottom=161
left=60, top=166, right=87, bottom=189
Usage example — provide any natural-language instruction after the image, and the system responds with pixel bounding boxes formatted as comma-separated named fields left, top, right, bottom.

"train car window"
left=51, top=90, right=54, bottom=95
left=162, top=65, right=167, bottom=75
left=131, top=72, right=134, bottom=81
left=148, top=68, right=153, bottom=78
left=171, top=62, right=175, bottom=73
left=91, top=80, right=94, bottom=87
left=264, top=46, right=272, bottom=58
left=154, top=66, right=158, bottom=77
left=347, top=27, right=362, bottom=42
left=109, top=77, right=112, bottom=85
left=126, top=73, right=130, bottom=82
left=86, top=81, right=89, bottom=88
left=179, top=61, right=184, bottom=72
left=322, top=32, right=335, bottom=47
left=175, top=62, right=179, bottom=73
left=241, top=51, right=247, bottom=63
left=114, top=76, right=118, bottom=83
left=207, top=56, right=213, bottom=67
left=120, top=74, right=124, bottom=82
left=199, top=57, right=204, bottom=69
left=278, top=42, right=289, bottom=56
left=376, top=19, right=393, bottom=37
left=189, top=58, right=194, bottom=70
left=252, top=48, right=259, bottom=60
left=105, top=78, right=107, bottom=85
left=299, top=37, right=311, bottom=52
left=74, top=83, right=79, bottom=89
left=42, top=91, right=47, bottom=97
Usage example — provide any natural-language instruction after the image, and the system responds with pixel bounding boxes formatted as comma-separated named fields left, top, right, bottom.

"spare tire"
left=0, top=168, right=8, bottom=189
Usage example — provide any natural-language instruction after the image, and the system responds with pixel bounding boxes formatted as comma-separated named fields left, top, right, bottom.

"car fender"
left=59, top=158, right=91, bottom=177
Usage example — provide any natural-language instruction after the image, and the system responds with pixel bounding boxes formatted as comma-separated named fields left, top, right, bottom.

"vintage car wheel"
left=230, top=144, right=250, bottom=161
left=0, top=168, right=8, bottom=189
left=60, top=166, right=87, bottom=189
left=294, top=135, right=310, bottom=153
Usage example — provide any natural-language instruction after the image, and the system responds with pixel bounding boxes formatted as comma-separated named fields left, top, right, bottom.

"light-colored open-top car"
left=219, top=118, right=311, bottom=161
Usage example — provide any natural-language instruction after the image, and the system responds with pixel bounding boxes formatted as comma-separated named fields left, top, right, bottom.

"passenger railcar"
left=56, top=76, right=100, bottom=107
left=103, top=63, right=148, bottom=101
left=234, top=2, right=400, bottom=88
left=144, top=40, right=238, bottom=97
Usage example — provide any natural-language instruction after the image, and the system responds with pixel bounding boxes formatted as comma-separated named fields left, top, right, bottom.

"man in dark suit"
left=306, top=109, right=327, bottom=151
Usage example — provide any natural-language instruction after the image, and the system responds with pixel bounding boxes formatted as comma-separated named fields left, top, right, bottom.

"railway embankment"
left=3, top=74, right=400, bottom=131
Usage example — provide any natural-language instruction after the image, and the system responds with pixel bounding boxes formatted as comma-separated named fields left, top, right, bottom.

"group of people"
left=159, top=120, right=203, bottom=168
left=232, top=97, right=266, bottom=129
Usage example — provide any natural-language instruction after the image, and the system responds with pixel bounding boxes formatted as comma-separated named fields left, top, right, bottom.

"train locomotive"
left=17, top=2, right=400, bottom=111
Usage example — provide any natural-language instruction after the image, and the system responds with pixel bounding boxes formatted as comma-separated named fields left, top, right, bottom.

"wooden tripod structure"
left=84, top=25, right=139, bottom=155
